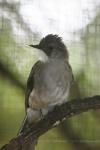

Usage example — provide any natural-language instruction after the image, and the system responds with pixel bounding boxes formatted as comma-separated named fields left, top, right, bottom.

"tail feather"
left=18, top=116, right=37, bottom=150
left=18, top=116, right=28, bottom=135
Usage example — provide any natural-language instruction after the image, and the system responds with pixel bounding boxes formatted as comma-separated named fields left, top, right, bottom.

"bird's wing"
left=25, top=60, right=42, bottom=109
left=18, top=61, right=42, bottom=135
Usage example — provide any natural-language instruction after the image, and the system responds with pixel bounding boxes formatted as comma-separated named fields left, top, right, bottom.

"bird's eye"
left=46, top=45, right=54, bottom=56
left=48, top=45, right=53, bottom=50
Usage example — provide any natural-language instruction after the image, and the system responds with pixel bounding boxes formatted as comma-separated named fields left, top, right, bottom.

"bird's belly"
left=28, top=89, right=47, bottom=109
left=29, top=82, right=69, bottom=109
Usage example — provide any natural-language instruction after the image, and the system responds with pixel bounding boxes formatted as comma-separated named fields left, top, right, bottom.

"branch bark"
left=0, top=95, right=100, bottom=150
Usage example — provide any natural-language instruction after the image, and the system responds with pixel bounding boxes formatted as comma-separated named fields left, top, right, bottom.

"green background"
left=0, top=1, right=100, bottom=150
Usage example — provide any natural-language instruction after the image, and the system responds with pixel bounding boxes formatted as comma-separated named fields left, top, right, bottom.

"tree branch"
left=0, top=95, right=100, bottom=150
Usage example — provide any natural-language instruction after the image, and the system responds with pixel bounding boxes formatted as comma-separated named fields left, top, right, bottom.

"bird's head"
left=29, top=34, right=69, bottom=59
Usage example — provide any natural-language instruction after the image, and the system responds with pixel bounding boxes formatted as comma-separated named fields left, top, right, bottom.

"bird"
left=18, top=34, right=74, bottom=149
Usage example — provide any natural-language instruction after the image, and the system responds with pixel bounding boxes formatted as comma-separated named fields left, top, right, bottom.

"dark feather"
left=25, top=61, right=42, bottom=109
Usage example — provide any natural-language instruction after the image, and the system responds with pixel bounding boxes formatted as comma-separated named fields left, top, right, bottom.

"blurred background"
left=0, top=0, right=100, bottom=149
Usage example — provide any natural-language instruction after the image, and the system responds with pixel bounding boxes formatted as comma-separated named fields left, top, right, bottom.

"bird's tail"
left=18, top=116, right=28, bottom=135
left=18, top=116, right=37, bottom=150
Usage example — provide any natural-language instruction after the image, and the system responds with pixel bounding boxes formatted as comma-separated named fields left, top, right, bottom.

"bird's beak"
left=29, top=44, right=39, bottom=49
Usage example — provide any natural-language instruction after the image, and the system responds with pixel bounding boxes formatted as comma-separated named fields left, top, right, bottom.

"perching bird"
left=18, top=34, right=74, bottom=149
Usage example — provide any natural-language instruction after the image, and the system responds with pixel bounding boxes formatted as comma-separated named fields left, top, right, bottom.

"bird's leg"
left=40, top=106, right=55, bottom=118
left=40, top=109, right=44, bottom=120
